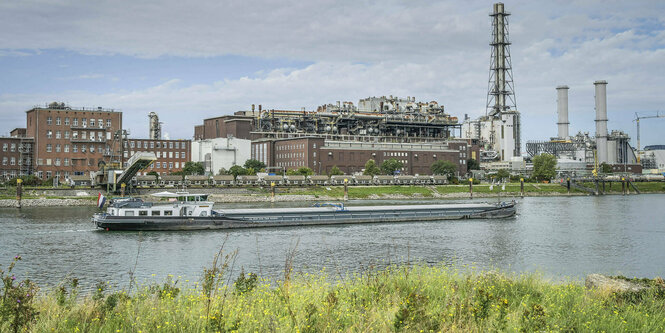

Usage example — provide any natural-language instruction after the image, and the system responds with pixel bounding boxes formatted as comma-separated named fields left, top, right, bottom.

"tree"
left=599, top=162, right=612, bottom=174
left=181, top=161, right=205, bottom=175
left=329, top=166, right=344, bottom=176
left=363, top=159, right=381, bottom=176
left=286, top=167, right=314, bottom=176
left=431, top=160, right=457, bottom=178
left=467, top=158, right=480, bottom=170
left=381, top=158, right=404, bottom=175
left=532, top=153, right=557, bottom=181
left=218, top=168, right=229, bottom=175
left=244, top=159, right=266, bottom=171
left=494, top=169, right=510, bottom=180
left=228, top=165, right=247, bottom=179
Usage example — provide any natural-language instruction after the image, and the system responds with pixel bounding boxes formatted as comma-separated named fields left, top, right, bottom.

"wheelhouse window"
left=139, top=210, right=148, bottom=216
left=164, top=211, right=173, bottom=216
left=125, top=211, right=135, bottom=216
left=151, top=211, right=161, bottom=216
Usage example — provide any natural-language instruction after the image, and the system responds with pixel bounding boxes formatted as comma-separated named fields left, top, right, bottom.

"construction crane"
left=634, top=111, right=665, bottom=162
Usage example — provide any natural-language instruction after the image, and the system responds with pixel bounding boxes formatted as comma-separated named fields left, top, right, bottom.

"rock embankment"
left=0, top=198, right=95, bottom=208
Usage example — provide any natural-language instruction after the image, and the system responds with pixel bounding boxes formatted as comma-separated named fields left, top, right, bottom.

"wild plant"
left=0, top=255, right=39, bottom=333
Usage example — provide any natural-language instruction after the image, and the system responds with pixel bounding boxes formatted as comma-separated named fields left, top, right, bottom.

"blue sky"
left=1, top=0, right=664, bottom=147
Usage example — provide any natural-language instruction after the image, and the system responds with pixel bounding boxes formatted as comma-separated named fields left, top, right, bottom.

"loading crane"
left=634, top=111, right=665, bottom=162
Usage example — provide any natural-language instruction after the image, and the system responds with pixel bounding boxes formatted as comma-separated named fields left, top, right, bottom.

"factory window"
left=55, top=144, right=61, bottom=152
left=156, top=162, right=161, bottom=168
left=55, top=158, right=60, bottom=166
left=90, top=145, right=95, bottom=153
left=169, top=152, right=173, bottom=158
left=98, top=132, right=103, bottom=141
left=81, top=145, right=86, bottom=153
left=46, top=130, right=52, bottom=139
left=82, top=118, right=87, bottom=127
left=73, top=118, right=78, bottom=126
left=37, top=158, right=43, bottom=166
left=150, top=142, right=154, bottom=148
left=106, top=119, right=111, bottom=128
left=56, top=117, right=61, bottom=125
left=46, top=159, right=52, bottom=166
left=313, top=143, right=317, bottom=149
left=10, top=144, right=16, bottom=152
left=156, top=142, right=161, bottom=148
left=175, top=162, right=179, bottom=168
left=81, top=132, right=86, bottom=140
left=106, top=132, right=111, bottom=140
left=90, top=119, right=96, bottom=127
left=2, top=157, right=6, bottom=165
left=169, top=142, right=173, bottom=149
left=130, top=141, right=135, bottom=148
left=175, top=152, right=179, bottom=158
left=144, top=142, right=148, bottom=149
left=501, top=125, right=504, bottom=139
left=64, top=144, right=69, bottom=153
left=156, top=151, right=160, bottom=158
left=98, top=119, right=103, bottom=128
left=169, top=162, right=173, bottom=169
left=64, top=117, right=70, bottom=125
left=90, top=132, right=95, bottom=141
left=73, top=145, right=78, bottom=153
left=2, top=143, right=6, bottom=151
left=64, top=131, right=69, bottom=139
left=64, top=159, right=69, bottom=166
left=46, top=144, right=52, bottom=152
left=72, top=131, right=78, bottom=139
left=47, top=117, right=52, bottom=125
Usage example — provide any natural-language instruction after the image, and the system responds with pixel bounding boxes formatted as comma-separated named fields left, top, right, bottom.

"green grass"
left=8, top=265, right=665, bottom=332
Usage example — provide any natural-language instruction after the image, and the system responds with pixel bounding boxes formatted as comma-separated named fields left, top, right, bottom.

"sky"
left=1, top=0, right=664, bottom=149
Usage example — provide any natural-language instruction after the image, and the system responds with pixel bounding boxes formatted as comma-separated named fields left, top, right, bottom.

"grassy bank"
left=3, top=261, right=665, bottom=332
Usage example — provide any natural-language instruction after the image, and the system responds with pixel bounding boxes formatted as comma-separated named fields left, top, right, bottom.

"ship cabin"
left=106, top=192, right=214, bottom=218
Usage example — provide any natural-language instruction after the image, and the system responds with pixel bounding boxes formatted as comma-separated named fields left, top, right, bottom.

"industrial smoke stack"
left=594, top=80, right=608, bottom=164
left=556, top=85, right=569, bottom=139
left=148, top=112, right=161, bottom=140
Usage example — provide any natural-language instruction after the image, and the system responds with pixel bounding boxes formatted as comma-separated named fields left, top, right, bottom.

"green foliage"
left=233, top=269, right=258, bottom=295
left=0, top=256, right=39, bottom=332
left=228, top=165, right=247, bottom=179
left=217, top=168, right=228, bottom=175
left=380, top=158, right=404, bottom=175
left=287, top=167, right=313, bottom=177
left=532, top=153, right=557, bottom=181
left=243, top=159, right=266, bottom=172
left=600, top=162, right=613, bottom=174
left=467, top=158, right=480, bottom=170
left=363, top=159, right=381, bottom=177
left=328, top=166, right=344, bottom=176
left=493, top=169, right=510, bottom=180
left=431, top=160, right=457, bottom=178
left=4, top=175, right=43, bottom=186
left=181, top=162, right=205, bottom=176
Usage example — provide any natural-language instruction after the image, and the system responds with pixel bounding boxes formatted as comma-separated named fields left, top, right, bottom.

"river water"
left=1, top=194, right=664, bottom=289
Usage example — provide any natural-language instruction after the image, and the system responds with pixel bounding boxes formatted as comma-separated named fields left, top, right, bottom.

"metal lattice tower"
left=486, top=2, right=517, bottom=116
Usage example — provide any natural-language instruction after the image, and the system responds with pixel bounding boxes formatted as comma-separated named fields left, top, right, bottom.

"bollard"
left=343, top=178, right=349, bottom=201
left=520, top=178, right=525, bottom=197
left=16, top=178, right=23, bottom=208
left=271, top=182, right=275, bottom=203
left=566, top=177, right=570, bottom=195
left=121, top=182, right=126, bottom=197
left=469, top=178, right=473, bottom=199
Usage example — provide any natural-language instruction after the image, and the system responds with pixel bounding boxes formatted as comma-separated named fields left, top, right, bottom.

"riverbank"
left=1, top=183, right=663, bottom=206
left=3, top=262, right=664, bottom=332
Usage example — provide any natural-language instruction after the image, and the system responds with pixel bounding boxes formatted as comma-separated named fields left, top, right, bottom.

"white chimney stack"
left=556, top=85, right=570, bottom=139
left=594, top=80, right=608, bottom=164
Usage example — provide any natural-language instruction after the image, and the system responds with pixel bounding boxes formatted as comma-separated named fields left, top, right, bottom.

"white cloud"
left=0, top=0, right=664, bottom=145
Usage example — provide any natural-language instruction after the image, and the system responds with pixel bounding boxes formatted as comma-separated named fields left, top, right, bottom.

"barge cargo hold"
left=92, top=192, right=517, bottom=231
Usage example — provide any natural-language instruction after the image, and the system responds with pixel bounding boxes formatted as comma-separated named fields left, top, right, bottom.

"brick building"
left=194, top=114, right=253, bottom=140
left=123, top=138, right=191, bottom=175
left=25, top=104, right=123, bottom=180
left=0, top=130, right=34, bottom=180
left=252, top=137, right=472, bottom=176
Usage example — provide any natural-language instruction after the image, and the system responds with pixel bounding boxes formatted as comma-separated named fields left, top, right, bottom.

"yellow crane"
left=634, top=111, right=664, bottom=162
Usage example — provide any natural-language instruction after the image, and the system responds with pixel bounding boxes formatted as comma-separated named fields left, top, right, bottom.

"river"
left=1, top=194, right=664, bottom=289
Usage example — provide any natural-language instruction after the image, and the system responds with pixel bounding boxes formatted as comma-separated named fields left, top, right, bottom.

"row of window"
left=126, top=140, right=186, bottom=150
left=2, top=157, right=16, bottom=165
left=45, top=144, right=108, bottom=154
left=46, top=130, right=110, bottom=141
left=124, top=151, right=185, bottom=159
left=152, top=162, right=179, bottom=169
left=2, top=143, right=16, bottom=152
left=277, top=152, right=305, bottom=159
left=384, top=151, right=409, bottom=157
left=37, top=158, right=97, bottom=167
left=46, top=116, right=112, bottom=128
left=276, top=161, right=306, bottom=168
left=277, top=143, right=307, bottom=151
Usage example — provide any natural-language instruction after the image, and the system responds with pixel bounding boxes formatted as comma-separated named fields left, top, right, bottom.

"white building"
left=462, top=111, right=520, bottom=162
left=191, top=137, right=251, bottom=175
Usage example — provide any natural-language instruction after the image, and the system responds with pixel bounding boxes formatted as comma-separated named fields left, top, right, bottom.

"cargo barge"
left=92, top=192, right=516, bottom=231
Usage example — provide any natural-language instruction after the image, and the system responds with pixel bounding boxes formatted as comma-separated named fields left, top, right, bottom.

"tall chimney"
left=556, top=85, right=569, bottom=139
left=594, top=80, right=608, bottom=164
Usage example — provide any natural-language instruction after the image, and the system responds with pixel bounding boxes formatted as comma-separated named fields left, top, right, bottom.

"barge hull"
left=94, top=202, right=516, bottom=231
